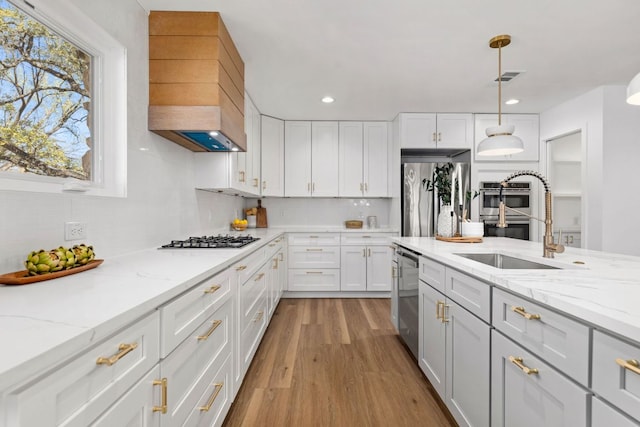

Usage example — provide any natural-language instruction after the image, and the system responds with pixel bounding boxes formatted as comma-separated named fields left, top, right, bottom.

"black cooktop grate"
left=159, top=235, right=260, bottom=249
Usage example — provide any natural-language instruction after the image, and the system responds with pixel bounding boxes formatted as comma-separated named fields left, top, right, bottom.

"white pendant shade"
left=627, top=72, right=640, bottom=105
left=477, top=124, right=524, bottom=156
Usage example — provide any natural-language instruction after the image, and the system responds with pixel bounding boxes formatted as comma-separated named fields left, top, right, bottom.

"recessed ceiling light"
left=209, top=131, right=219, bottom=137
left=321, top=96, right=335, bottom=104
left=505, top=99, right=520, bottom=105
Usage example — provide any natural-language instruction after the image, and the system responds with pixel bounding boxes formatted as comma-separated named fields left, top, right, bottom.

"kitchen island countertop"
left=392, top=236, right=640, bottom=345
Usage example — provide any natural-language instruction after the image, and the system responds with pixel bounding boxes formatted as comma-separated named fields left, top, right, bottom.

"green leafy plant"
left=422, top=162, right=455, bottom=205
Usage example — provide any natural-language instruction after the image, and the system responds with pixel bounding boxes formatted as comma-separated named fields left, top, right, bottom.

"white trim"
left=0, top=0, right=127, bottom=197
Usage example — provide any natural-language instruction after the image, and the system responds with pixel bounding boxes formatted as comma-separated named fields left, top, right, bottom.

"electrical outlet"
left=65, top=222, right=87, bottom=241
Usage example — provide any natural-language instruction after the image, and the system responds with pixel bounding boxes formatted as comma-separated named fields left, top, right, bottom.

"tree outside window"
left=0, top=0, right=92, bottom=180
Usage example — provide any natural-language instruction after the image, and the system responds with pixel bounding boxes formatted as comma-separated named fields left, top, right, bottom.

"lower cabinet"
left=340, top=245, right=392, bottom=291
left=419, top=280, right=490, bottom=427
left=591, top=397, right=640, bottom=427
left=491, top=330, right=589, bottom=427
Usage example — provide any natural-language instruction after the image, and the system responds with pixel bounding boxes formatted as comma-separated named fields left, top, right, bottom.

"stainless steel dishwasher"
left=397, top=246, right=420, bottom=360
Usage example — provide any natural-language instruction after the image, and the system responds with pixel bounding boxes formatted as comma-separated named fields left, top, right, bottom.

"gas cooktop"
left=159, top=235, right=260, bottom=249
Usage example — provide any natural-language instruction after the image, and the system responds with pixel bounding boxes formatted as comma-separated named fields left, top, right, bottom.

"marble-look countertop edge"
left=391, top=236, right=640, bottom=346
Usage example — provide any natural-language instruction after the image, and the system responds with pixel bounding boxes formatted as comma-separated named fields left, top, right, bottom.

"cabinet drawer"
left=592, top=330, right=640, bottom=422
left=445, top=268, right=491, bottom=322
left=493, top=288, right=590, bottom=386
left=340, top=233, right=393, bottom=246
left=287, top=232, right=340, bottom=246
left=591, top=396, right=639, bottom=427
left=287, top=269, right=340, bottom=291
left=491, top=330, right=589, bottom=427
left=182, top=353, right=233, bottom=427
left=288, top=245, right=340, bottom=268
left=241, top=296, right=268, bottom=375
left=160, top=268, right=232, bottom=357
left=161, top=299, right=232, bottom=426
left=9, top=312, right=160, bottom=427
left=264, top=235, right=284, bottom=259
left=234, top=246, right=266, bottom=284
left=240, top=265, right=268, bottom=333
left=419, top=256, right=445, bottom=293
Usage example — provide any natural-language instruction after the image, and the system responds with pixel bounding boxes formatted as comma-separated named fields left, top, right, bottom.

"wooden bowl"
left=345, top=220, right=363, bottom=229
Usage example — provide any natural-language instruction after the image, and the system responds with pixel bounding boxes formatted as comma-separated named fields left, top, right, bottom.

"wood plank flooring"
left=223, top=298, right=456, bottom=427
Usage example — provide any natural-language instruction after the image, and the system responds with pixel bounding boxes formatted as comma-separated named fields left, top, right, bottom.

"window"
left=0, top=0, right=126, bottom=196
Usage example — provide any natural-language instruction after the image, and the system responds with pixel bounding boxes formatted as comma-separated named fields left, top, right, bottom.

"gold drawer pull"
left=255, top=310, right=264, bottom=322
left=509, top=356, right=539, bottom=375
left=197, top=320, right=222, bottom=341
left=511, top=306, right=541, bottom=320
left=616, top=358, right=640, bottom=375
left=204, top=285, right=221, bottom=294
left=306, top=271, right=323, bottom=275
left=236, top=265, right=247, bottom=271
left=96, top=342, right=138, bottom=366
left=269, top=243, right=276, bottom=247
left=441, top=303, right=449, bottom=323
left=254, top=272, right=265, bottom=281
left=273, top=258, right=279, bottom=269
left=199, top=383, right=224, bottom=412
left=153, top=378, right=168, bottom=413
left=306, top=248, right=323, bottom=252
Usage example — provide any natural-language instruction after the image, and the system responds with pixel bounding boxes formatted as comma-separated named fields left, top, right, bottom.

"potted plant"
left=422, top=162, right=455, bottom=206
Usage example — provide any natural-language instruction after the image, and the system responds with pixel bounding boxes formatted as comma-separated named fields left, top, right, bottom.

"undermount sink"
left=454, top=253, right=561, bottom=270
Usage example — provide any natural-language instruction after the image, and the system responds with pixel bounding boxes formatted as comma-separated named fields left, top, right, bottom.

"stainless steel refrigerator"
left=401, top=150, right=471, bottom=237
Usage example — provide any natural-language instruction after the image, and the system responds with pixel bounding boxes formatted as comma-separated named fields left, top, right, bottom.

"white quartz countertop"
left=392, top=236, right=640, bottom=345
left=0, top=228, right=285, bottom=389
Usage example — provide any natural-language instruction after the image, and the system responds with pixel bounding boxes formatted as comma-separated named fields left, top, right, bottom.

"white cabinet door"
left=435, top=113, right=473, bottom=149
left=284, top=121, right=312, bottom=196
left=249, top=98, right=262, bottom=194
left=91, top=367, right=161, bottom=427
left=445, top=299, right=490, bottom=427
left=399, top=113, right=437, bottom=148
left=311, top=121, right=339, bottom=197
left=287, top=269, right=340, bottom=291
left=261, top=115, right=285, bottom=197
left=340, top=245, right=367, bottom=291
left=339, top=121, right=364, bottom=197
left=367, top=245, right=391, bottom=291
left=591, top=397, right=640, bottom=427
left=474, top=114, right=539, bottom=162
left=418, top=281, right=446, bottom=397
left=363, top=122, right=389, bottom=197
left=491, top=330, right=589, bottom=427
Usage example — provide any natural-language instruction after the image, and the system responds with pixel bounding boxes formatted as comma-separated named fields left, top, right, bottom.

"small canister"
left=367, top=216, right=378, bottom=229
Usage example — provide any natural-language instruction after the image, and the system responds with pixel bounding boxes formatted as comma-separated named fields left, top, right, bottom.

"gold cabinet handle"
left=362, top=235, right=371, bottom=238
left=254, top=310, right=264, bottom=323
left=253, top=178, right=259, bottom=187
left=360, top=183, right=364, bottom=192
left=96, top=342, right=138, bottom=366
left=616, top=358, right=640, bottom=375
left=391, top=266, right=397, bottom=278
left=197, top=320, right=222, bottom=341
left=363, top=248, right=367, bottom=257
left=438, top=132, right=442, bottom=142
left=367, top=248, right=371, bottom=257
left=312, top=182, right=315, bottom=192
left=269, top=243, right=276, bottom=247
left=306, top=248, right=323, bottom=252
left=199, top=383, right=224, bottom=412
left=279, top=253, right=284, bottom=261
left=441, top=303, right=450, bottom=323
left=236, top=265, right=247, bottom=271
left=306, top=271, right=323, bottom=275
left=511, top=306, right=541, bottom=320
left=509, top=356, right=539, bottom=375
left=364, top=183, right=368, bottom=192
left=262, top=180, right=267, bottom=190
left=153, top=378, right=168, bottom=413
left=432, top=132, right=437, bottom=142
left=239, top=171, right=245, bottom=183
left=254, top=272, right=265, bottom=281
left=309, top=235, right=319, bottom=238
left=273, top=258, right=279, bottom=269
left=203, top=285, right=221, bottom=294
left=436, top=301, right=443, bottom=320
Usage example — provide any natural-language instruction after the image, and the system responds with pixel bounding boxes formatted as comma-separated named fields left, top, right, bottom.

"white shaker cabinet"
left=491, top=330, right=589, bottom=427
left=591, top=397, right=640, bottom=427
left=474, top=114, right=539, bottom=162
left=340, top=233, right=393, bottom=292
left=311, top=121, right=340, bottom=196
left=339, top=121, right=388, bottom=197
left=261, top=115, right=285, bottom=197
left=399, top=113, right=473, bottom=149
left=284, top=121, right=312, bottom=196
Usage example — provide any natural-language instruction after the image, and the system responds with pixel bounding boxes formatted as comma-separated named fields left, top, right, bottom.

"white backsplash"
left=246, top=198, right=391, bottom=228
left=0, top=0, right=244, bottom=274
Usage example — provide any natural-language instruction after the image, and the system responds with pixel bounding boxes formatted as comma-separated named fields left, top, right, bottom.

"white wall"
left=0, top=0, right=244, bottom=274
left=540, top=85, right=640, bottom=255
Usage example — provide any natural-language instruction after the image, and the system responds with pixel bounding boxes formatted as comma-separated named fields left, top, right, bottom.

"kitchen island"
left=392, top=236, right=640, bottom=427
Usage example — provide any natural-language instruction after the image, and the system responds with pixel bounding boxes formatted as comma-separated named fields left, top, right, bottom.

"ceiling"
left=136, top=0, right=640, bottom=121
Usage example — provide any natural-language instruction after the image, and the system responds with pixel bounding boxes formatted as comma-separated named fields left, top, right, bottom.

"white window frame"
left=0, top=0, right=127, bottom=197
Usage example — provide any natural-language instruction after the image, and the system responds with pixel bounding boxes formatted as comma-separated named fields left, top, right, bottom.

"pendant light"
left=627, top=72, right=640, bottom=105
left=477, top=34, right=524, bottom=156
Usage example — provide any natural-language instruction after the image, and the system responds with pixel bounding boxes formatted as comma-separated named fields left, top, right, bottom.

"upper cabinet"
left=474, top=114, right=539, bottom=162
left=261, top=116, right=285, bottom=197
left=284, top=121, right=339, bottom=197
left=148, top=11, right=247, bottom=152
left=339, top=122, right=388, bottom=197
left=399, top=113, right=473, bottom=149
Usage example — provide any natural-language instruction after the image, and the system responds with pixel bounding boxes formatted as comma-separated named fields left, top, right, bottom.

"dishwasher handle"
left=397, top=248, right=419, bottom=267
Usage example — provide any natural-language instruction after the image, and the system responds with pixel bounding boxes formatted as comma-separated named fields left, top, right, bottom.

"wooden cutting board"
left=256, top=199, right=268, bottom=228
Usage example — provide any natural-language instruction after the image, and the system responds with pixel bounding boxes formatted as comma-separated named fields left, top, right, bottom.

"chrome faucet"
left=498, top=171, right=565, bottom=258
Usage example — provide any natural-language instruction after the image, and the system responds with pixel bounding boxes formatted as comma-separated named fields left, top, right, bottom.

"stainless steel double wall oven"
left=479, top=181, right=531, bottom=240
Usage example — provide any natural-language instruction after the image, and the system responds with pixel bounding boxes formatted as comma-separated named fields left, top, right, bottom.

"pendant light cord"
left=498, top=41, right=502, bottom=126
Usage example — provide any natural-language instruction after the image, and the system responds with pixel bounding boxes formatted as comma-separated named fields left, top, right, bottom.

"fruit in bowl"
left=231, top=218, right=248, bottom=231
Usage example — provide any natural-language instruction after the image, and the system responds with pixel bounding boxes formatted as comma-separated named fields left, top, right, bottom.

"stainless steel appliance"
left=402, top=149, right=471, bottom=237
left=479, top=181, right=531, bottom=240
left=397, top=246, right=420, bottom=360
left=159, top=235, right=260, bottom=249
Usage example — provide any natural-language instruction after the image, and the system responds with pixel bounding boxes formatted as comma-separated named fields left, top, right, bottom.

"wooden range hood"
left=148, top=11, right=247, bottom=152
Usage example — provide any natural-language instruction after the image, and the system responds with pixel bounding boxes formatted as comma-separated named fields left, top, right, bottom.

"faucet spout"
left=499, top=170, right=564, bottom=258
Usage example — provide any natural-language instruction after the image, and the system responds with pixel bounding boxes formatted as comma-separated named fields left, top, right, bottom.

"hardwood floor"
left=224, top=298, right=456, bottom=427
